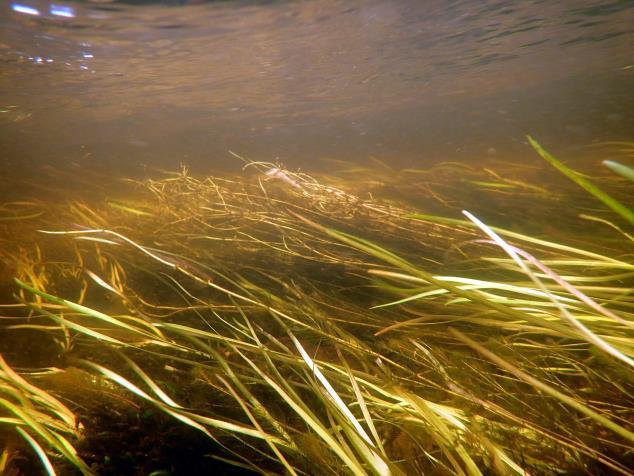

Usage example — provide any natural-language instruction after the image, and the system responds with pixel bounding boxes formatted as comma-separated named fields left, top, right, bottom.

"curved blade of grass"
left=78, top=358, right=286, bottom=444
left=107, top=201, right=154, bottom=216
left=15, top=427, right=57, bottom=476
left=118, top=353, right=182, bottom=408
left=603, top=160, right=634, bottom=182
left=38, top=229, right=178, bottom=269
left=405, top=214, right=632, bottom=266
left=371, top=274, right=580, bottom=310
left=24, top=302, right=128, bottom=346
left=527, top=136, right=634, bottom=225
left=289, top=332, right=390, bottom=476
left=0, top=355, right=75, bottom=428
left=187, top=334, right=295, bottom=445
left=292, top=212, right=576, bottom=337
left=180, top=411, right=288, bottom=444
left=216, top=374, right=298, bottom=476
left=393, top=388, right=481, bottom=476
left=15, top=279, right=162, bottom=340
left=450, top=328, right=634, bottom=443
left=463, top=210, right=634, bottom=368
left=76, top=360, right=212, bottom=438
left=235, top=348, right=369, bottom=475
left=0, top=398, right=90, bottom=474
left=338, top=348, right=385, bottom=455
left=579, top=214, right=634, bottom=242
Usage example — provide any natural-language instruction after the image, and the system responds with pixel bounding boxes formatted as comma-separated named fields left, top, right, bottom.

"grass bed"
left=0, top=140, right=632, bottom=475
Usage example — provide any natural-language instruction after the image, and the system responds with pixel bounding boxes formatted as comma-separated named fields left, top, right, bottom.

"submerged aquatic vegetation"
left=0, top=355, right=90, bottom=475
left=528, top=136, right=634, bottom=225
left=0, top=140, right=633, bottom=474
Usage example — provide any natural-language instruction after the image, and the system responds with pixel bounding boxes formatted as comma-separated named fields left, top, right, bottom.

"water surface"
left=1, top=0, right=632, bottom=173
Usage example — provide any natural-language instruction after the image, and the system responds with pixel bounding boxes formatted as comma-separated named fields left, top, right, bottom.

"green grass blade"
left=236, top=349, right=369, bottom=475
left=527, top=136, right=634, bottom=224
left=15, top=279, right=158, bottom=340
left=463, top=210, right=634, bottom=366
left=216, top=374, right=298, bottom=476
left=603, top=160, right=634, bottom=182
left=451, top=328, right=634, bottom=443
left=0, top=355, right=75, bottom=428
left=15, top=427, right=57, bottom=476
left=406, top=214, right=631, bottom=265
left=289, top=333, right=390, bottom=476
left=297, top=214, right=576, bottom=337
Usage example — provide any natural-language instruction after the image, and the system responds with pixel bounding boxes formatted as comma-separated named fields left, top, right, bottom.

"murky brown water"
left=1, top=0, right=633, bottom=174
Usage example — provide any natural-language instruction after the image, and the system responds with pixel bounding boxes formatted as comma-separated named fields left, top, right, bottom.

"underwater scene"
left=1, top=0, right=633, bottom=475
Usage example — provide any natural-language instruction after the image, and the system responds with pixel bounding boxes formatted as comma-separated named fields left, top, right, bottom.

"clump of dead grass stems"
left=0, top=139, right=633, bottom=475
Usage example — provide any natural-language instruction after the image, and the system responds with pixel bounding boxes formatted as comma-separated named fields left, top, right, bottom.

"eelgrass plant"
left=1, top=139, right=633, bottom=474
left=0, top=354, right=90, bottom=475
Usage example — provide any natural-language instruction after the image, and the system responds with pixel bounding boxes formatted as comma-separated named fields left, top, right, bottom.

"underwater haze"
left=1, top=0, right=633, bottom=173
